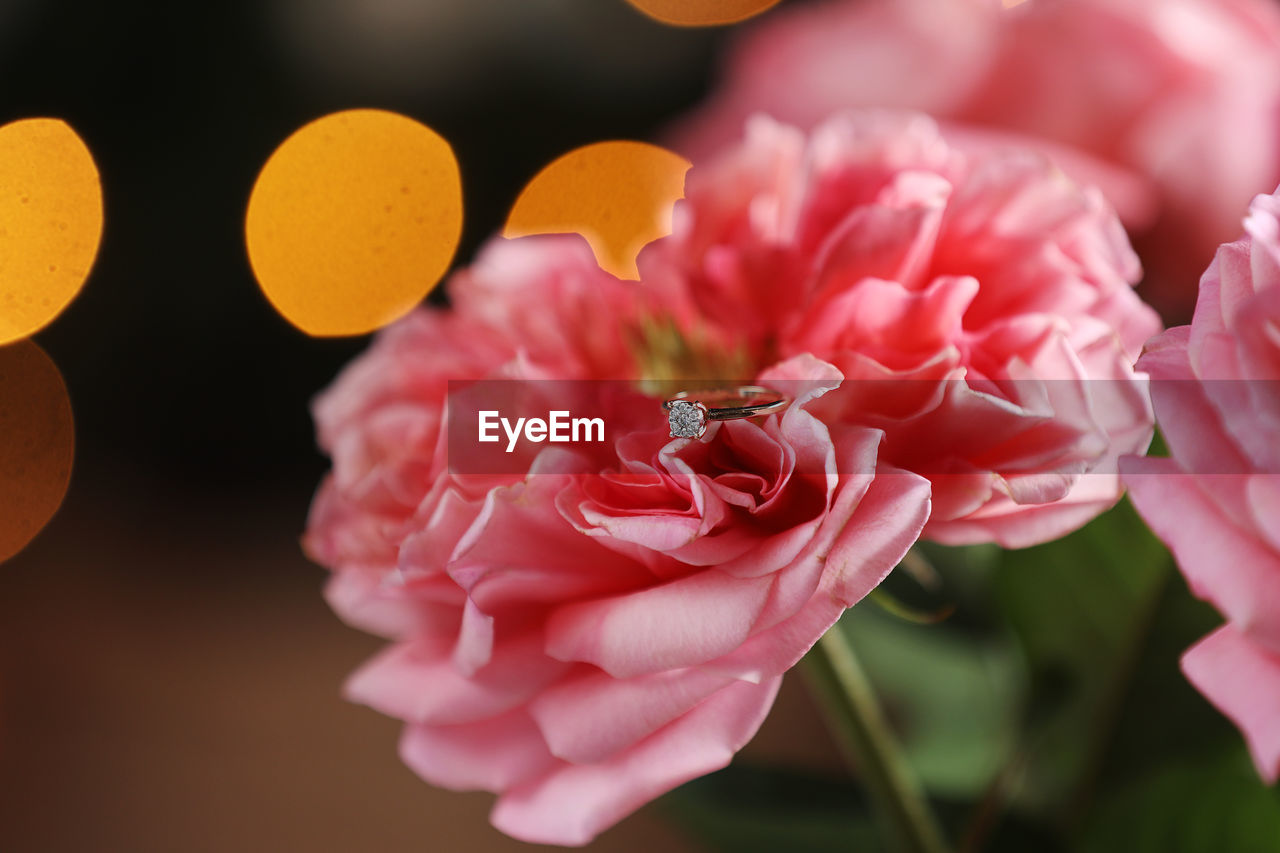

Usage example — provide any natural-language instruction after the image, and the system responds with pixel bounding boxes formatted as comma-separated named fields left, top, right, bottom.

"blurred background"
left=0, top=1, right=832, bottom=850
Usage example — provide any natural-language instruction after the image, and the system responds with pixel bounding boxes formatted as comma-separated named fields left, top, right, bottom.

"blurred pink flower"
left=671, top=0, right=1280, bottom=318
left=306, top=239, right=930, bottom=845
left=1121, top=188, right=1280, bottom=784
left=647, top=112, right=1159, bottom=547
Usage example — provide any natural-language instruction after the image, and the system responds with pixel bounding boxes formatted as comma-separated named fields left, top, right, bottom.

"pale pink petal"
left=491, top=677, right=782, bottom=847
left=527, top=667, right=736, bottom=764
left=345, top=634, right=572, bottom=726
left=1247, top=475, right=1280, bottom=554
left=544, top=570, right=775, bottom=678
left=303, top=478, right=399, bottom=569
left=399, top=710, right=559, bottom=792
left=1122, top=458, right=1280, bottom=649
left=821, top=468, right=933, bottom=605
left=450, top=479, right=655, bottom=611
left=1142, top=326, right=1253, bottom=476
left=1182, top=625, right=1280, bottom=783
left=452, top=598, right=495, bottom=676
left=323, top=569, right=462, bottom=642
left=792, top=275, right=978, bottom=364
left=804, top=170, right=950, bottom=294
left=927, top=472, right=1122, bottom=549
left=710, top=466, right=931, bottom=682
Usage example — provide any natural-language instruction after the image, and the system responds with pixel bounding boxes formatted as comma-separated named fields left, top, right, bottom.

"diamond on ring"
left=667, top=399, right=709, bottom=439
left=662, top=386, right=789, bottom=440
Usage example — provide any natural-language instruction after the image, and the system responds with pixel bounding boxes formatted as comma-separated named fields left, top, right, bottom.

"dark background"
left=20, top=0, right=725, bottom=495
left=0, top=1, right=837, bottom=850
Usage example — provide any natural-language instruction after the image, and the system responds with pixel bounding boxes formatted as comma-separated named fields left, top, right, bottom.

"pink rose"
left=1120, top=188, right=1280, bottom=784
left=306, top=236, right=683, bottom=637
left=307, top=110, right=1158, bottom=841
left=645, top=112, right=1160, bottom=547
left=306, top=241, right=931, bottom=843
left=672, top=0, right=1280, bottom=317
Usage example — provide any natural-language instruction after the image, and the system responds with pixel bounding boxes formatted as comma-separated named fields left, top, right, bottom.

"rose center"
left=628, top=314, right=757, bottom=389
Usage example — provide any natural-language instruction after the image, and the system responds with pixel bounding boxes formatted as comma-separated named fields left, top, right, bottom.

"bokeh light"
left=245, top=109, right=463, bottom=337
left=0, top=339, right=74, bottom=564
left=624, top=0, right=783, bottom=27
left=504, top=140, right=690, bottom=280
left=0, top=118, right=103, bottom=345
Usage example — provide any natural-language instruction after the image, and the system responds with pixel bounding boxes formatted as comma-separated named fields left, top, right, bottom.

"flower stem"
left=804, top=624, right=952, bottom=853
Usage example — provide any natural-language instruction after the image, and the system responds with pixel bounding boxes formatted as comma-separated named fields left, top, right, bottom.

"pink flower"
left=306, top=238, right=931, bottom=844
left=671, top=0, right=1280, bottom=317
left=307, top=111, right=1158, bottom=842
left=645, top=112, right=1160, bottom=547
left=1120, top=188, right=1280, bottom=783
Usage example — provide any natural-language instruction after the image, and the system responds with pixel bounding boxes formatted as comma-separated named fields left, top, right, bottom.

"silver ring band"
left=662, top=385, right=789, bottom=439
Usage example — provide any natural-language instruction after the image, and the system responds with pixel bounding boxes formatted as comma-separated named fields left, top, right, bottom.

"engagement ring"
left=662, top=386, right=790, bottom=439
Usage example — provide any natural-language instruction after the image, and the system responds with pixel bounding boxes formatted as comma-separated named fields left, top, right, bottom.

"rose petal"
left=1182, top=625, right=1280, bottom=784
left=1123, top=457, right=1280, bottom=649
left=709, top=465, right=930, bottom=681
left=399, top=709, right=559, bottom=792
left=345, top=633, right=572, bottom=725
left=544, top=569, right=775, bottom=678
left=528, top=667, right=736, bottom=764
left=491, top=677, right=782, bottom=847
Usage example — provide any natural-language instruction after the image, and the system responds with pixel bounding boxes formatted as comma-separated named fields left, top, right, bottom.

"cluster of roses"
left=305, top=0, right=1280, bottom=844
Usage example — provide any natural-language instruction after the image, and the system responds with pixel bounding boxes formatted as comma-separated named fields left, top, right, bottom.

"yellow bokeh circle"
left=625, top=0, right=784, bottom=27
left=0, top=118, right=103, bottom=345
left=0, top=339, right=74, bottom=564
left=245, top=109, right=463, bottom=337
left=505, top=141, right=691, bottom=280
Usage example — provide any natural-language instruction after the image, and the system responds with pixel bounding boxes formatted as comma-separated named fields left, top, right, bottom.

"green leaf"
left=660, top=763, right=881, bottom=853
left=993, top=498, right=1173, bottom=815
left=840, top=605, right=1023, bottom=800
left=1068, top=540, right=1280, bottom=851
left=1076, top=745, right=1280, bottom=853
left=1087, top=565, right=1236, bottom=787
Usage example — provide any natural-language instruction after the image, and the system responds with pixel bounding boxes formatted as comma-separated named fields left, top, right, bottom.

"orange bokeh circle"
left=504, top=140, right=690, bottom=280
left=625, top=0, right=783, bottom=27
left=0, top=118, right=103, bottom=345
left=0, top=339, right=74, bottom=564
left=245, top=109, right=463, bottom=337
